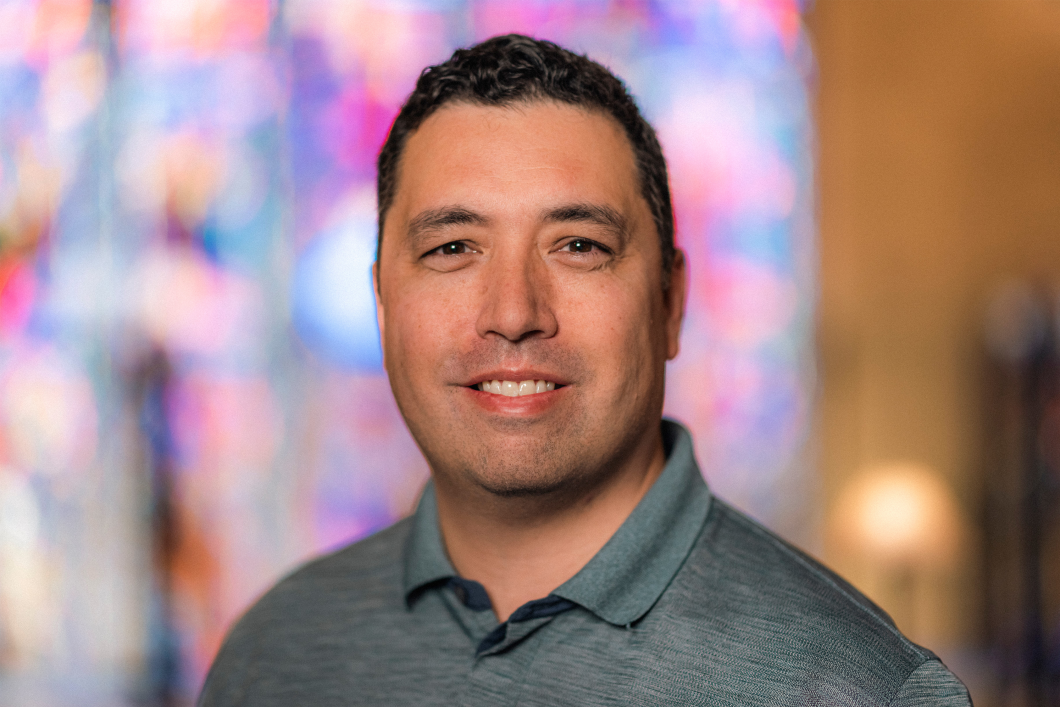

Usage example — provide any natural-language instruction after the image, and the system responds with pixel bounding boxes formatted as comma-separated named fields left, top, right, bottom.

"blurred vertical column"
left=982, top=282, right=1060, bottom=706
left=108, top=0, right=295, bottom=701
left=0, top=0, right=138, bottom=703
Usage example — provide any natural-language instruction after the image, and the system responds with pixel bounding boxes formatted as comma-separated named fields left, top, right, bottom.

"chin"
left=456, top=441, right=611, bottom=499
left=469, top=466, right=580, bottom=498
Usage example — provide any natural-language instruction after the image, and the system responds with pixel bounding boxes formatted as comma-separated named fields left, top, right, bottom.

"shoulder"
left=647, top=499, right=969, bottom=704
left=199, top=518, right=413, bottom=705
left=687, top=498, right=904, bottom=639
left=248, top=516, right=411, bottom=621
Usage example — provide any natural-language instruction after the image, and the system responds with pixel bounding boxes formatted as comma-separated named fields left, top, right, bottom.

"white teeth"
left=478, top=379, right=558, bottom=396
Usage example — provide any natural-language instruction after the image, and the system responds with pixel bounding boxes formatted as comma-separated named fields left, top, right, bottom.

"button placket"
left=476, top=616, right=556, bottom=657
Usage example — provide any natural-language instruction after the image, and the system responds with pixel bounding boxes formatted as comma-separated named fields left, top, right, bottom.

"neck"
left=432, top=429, right=667, bottom=622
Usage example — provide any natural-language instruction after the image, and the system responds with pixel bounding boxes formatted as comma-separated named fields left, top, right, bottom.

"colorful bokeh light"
left=0, top=0, right=813, bottom=703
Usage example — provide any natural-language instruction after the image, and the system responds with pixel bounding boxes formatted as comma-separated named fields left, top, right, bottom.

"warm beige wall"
left=807, top=0, right=1060, bottom=655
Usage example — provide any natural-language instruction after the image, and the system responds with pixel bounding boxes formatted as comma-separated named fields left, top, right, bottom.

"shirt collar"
left=403, top=419, right=713, bottom=625
left=402, top=480, right=454, bottom=605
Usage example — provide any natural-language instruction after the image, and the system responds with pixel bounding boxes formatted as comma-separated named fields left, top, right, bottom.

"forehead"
left=388, top=101, right=643, bottom=225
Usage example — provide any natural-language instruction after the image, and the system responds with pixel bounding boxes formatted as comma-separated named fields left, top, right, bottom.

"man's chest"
left=224, top=588, right=888, bottom=707
left=233, top=601, right=796, bottom=707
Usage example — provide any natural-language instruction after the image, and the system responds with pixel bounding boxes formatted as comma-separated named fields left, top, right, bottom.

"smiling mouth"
left=476, top=380, right=559, bottom=397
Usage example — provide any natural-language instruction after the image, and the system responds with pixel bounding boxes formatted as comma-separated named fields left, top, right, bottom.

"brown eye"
left=568, top=240, right=594, bottom=253
left=440, top=242, right=467, bottom=255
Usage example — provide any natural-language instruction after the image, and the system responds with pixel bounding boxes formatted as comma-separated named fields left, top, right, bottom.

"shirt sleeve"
left=197, top=633, right=251, bottom=707
left=197, top=602, right=268, bottom=707
left=888, top=660, right=973, bottom=706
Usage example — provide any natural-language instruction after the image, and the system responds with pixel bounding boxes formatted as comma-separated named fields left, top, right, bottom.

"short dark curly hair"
left=376, top=34, right=676, bottom=283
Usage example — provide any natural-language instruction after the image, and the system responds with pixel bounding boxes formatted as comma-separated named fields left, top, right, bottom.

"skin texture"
left=375, top=101, right=686, bottom=620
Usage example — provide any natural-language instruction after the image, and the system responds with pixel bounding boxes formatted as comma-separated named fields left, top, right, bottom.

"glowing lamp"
left=829, top=463, right=966, bottom=570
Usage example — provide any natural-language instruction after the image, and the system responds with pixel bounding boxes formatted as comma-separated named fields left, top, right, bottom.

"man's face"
left=375, top=101, right=685, bottom=497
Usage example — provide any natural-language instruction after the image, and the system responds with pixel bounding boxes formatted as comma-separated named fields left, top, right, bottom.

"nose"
left=476, top=252, right=558, bottom=343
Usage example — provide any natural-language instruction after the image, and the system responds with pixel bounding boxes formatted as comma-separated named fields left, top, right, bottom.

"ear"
left=372, top=261, right=387, bottom=370
left=665, top=249, right=687, bottom=361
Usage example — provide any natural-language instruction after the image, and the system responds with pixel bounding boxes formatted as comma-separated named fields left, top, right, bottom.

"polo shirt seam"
left=722, top=504, right=930, bottom=663
left=883, top=657, right=938, bottom=707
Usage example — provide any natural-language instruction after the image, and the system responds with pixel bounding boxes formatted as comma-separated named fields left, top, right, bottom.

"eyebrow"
left=406, top=207, right=489, bottom=247
left=543, top=203, right=630, bottom=243
left=403, top=202, right=630, bottom=248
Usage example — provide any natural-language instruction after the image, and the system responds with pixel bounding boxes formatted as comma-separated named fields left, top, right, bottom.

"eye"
left=437, top=242, right=468, bottom=255
left=420, top=240, right=479, bottom=271
left=561, top=239, right=608, bottom=255
left=424, top=241, right=475, bottom=258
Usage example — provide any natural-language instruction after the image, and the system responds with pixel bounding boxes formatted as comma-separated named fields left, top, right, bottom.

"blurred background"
left=0, top=0, right=1055, bottom=705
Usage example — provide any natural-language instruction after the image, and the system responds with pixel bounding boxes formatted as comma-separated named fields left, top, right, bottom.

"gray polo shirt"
left=200, top=420, right=972, bottom=706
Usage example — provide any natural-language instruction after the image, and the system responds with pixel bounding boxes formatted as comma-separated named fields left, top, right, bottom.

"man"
left=201, top=35, right=971, bottom=705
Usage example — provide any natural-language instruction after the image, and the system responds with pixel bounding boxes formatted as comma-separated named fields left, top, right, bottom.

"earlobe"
left=666, top=249, right=687, bottom=361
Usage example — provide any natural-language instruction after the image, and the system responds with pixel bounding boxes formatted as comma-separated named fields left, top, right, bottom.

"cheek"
left=384, top=279, right=472, bottom=375
left=558, top=277, right=657, bottom=369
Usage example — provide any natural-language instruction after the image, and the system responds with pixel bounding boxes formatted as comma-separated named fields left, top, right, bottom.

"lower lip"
left=461, top=385, right=568, bottom=416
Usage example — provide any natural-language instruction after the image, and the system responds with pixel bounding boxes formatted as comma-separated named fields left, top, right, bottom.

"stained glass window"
left=0, top=1, right=812, bottom=702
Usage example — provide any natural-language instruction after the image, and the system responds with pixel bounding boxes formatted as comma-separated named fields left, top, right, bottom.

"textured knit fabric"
left=199, top=421, right=972, bottom=706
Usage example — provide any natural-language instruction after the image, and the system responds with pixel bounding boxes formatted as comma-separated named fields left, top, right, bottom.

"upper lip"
left=464, top=369, right=569, bottom=387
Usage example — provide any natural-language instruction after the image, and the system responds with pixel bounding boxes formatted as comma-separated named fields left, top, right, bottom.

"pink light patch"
left=704, top=258, right=798, bottom=350
left=0, top=259, right=36, bottom=338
